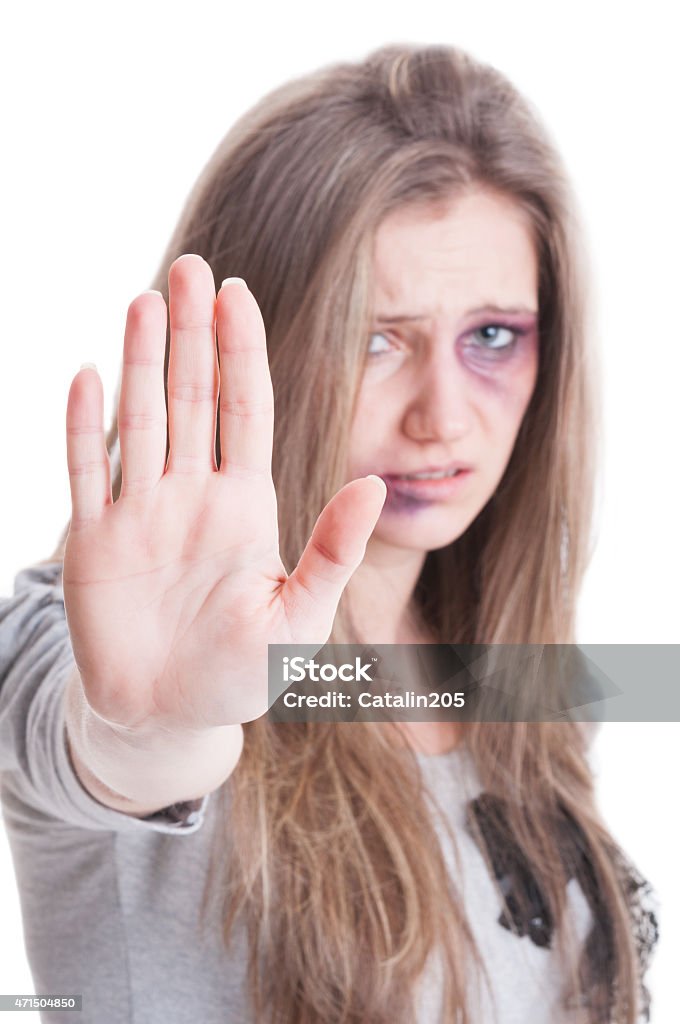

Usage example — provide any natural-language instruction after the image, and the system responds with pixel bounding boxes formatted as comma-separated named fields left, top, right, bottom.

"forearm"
left=63, top=666, right=244, bottom=817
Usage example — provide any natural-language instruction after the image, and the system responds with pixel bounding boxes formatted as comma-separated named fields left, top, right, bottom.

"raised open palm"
left=63, top=254, right=386, bottom=735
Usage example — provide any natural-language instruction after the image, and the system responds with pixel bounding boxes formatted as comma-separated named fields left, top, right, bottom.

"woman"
left=0, top=42, right=658, bottom=1023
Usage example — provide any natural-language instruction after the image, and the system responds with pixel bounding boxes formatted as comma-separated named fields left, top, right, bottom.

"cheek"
left=472, top=347, right=538, bottom=445
left=347, top=390, right=388, bottom=469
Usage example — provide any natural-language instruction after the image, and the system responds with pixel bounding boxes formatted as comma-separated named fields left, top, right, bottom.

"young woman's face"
left=348, top=187, right=539, bottom=554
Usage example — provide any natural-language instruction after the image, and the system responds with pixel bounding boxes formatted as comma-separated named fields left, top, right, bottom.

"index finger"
left=216, top=278, right=274, bottom=477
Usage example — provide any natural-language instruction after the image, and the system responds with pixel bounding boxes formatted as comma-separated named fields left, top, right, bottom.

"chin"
left=372, top=512, right=473, bottom=552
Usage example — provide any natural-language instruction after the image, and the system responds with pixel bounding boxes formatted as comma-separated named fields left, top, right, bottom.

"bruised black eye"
left=471, top=325, right=518, bottom=349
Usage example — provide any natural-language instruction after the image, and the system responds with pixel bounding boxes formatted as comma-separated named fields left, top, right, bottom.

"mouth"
left=381, top=468, right=473, bottom=500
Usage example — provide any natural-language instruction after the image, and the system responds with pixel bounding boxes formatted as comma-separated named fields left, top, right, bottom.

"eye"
left=468, top=324, right=520, bottom=351
left=366, top=331, right=394, bottom=357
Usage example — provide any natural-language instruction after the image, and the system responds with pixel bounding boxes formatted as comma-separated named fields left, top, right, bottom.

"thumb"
left=283, top=475, right=386, bottom=634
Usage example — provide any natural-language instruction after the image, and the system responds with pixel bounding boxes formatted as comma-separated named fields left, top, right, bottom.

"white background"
left=1, top=1, right=678, bottom=1020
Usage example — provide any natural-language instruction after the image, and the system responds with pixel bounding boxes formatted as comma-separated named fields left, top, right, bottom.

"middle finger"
left=166, top=254, right=219, bottom=476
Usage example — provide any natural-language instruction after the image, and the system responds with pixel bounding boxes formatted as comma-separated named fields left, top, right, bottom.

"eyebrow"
left=374, top=304, right=538, bottom=323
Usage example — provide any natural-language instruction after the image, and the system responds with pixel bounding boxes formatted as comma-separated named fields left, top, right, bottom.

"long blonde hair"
left=49, top=43, right=657, bottom=1023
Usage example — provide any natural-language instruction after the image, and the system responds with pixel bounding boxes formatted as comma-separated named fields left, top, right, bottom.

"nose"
left=402, top=349, right=472, bottom=443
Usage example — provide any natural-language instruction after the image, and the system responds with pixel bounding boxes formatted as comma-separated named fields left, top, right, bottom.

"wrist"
left=64, top=666, right=244, bottom=810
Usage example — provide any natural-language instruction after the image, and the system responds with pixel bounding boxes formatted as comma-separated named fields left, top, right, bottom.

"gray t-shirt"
left=1, top=561, right=597, bottom=1023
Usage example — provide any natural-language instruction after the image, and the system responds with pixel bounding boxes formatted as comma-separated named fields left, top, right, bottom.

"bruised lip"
left=381, top=469, right=473, bottom=500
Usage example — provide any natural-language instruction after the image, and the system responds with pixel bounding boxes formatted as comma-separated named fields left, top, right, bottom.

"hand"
left=63, top=254, right=386, bottom=734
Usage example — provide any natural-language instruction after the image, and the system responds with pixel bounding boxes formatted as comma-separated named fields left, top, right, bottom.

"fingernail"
left=221, top=277, right=248, bottom=289
left=80, top=362, right=97, bottom=372
left=365, top=474, right=386, bottom=491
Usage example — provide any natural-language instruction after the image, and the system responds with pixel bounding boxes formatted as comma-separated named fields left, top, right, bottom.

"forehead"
left=372, top=189, right=538, bottom=316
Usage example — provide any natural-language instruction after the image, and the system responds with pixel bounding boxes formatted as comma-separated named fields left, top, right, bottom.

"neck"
left=344, top=539, right=462, bottom=755
left=344, top=538, right=431, bottom=644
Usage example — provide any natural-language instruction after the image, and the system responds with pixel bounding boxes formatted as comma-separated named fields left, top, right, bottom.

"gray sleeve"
left=0, top=560, right=210, bottom=834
